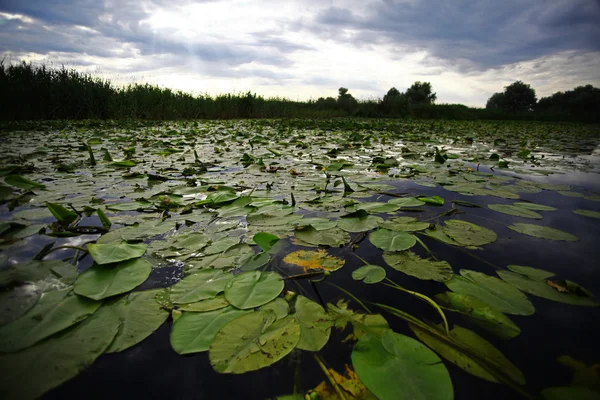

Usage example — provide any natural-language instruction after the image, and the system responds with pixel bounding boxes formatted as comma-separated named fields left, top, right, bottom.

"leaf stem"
left=323, top=281, right=371, bottom=313
left=313, top=354, right=348, bottom=400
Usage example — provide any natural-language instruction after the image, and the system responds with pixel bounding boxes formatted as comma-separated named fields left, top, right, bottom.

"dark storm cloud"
left=308, top=0, right=600, bottom=70
left=0, top=0, right=301, bottom=73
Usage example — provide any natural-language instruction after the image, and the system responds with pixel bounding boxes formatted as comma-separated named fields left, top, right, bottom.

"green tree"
left=381, top=87, right=410, bottom=116
left=503, top=81, right=537, bottom=112
left=337, top=87, right=358, bottom=113
left=405, top=81, right=436, bottom=105
left=485, top=92, right=507, bottom=110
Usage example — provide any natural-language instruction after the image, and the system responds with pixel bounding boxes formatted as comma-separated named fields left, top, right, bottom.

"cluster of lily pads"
left=0, top=119, right=599, bottom=400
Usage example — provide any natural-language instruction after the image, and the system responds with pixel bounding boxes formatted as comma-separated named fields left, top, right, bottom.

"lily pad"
left=171, top=306, right=250, bottom=354
left=352, top=330, right=453, bottom=400
left=487, top=204, right=542, bottom=219
left=513, top=202, right=557, bottom=211
left=506, top=265, right=555, bottom=281
left=369, top=229, right=417, bottom=252
left=0, top=283, right=41, bottom=327
left=338, top=209, right=383, bottom=233
left=497, top=270, right=598, bottom=307
left=508, top=223, right=578, bottom=241
left=170, top=269, right=233, bottom=304
left=224, top=271, right=284, bottom=309
left=87, top=241, right=148, bottom=265
left=445, top=269, right=534, bottom=315
left=294, top=225, right=350, bottom=247
left=352, top=265, right=386, bottom=284
left=377, top=217, right=430, bottom=232
left=387, top=197, right=426, bottom=207
left=383, top=251, right=453, bottom=282
left=435, top=292, right=520, bottom=340
left=573, top=209, right=600, bottom=219
left=282, top=249, right=345, bottom=272
left=106, top=289, right=170, bottom=353
left=0, top=288, right=100, bottom=352
left=209, top=310, right=301, bottom=374
left=443, top=220, right=497, bottom=247
left=74, top=259, right=152, bottom=300
left=294, top=295, right=333, bottom=351
left=0, top=305, right=119, bottom=400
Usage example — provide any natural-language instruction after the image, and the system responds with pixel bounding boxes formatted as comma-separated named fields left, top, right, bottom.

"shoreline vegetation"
left=1, top=61, right=598, bottom=122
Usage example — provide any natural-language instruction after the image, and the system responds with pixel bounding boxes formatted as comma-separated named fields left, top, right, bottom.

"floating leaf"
left=445, top=269, right=534, bottom=315
left=573, top=209, right=600, bottom=219
left=369, top=229, right=417, bottom=252
left=352, top=265, right=386, bottom=284
left=0, top=284, right=41, bottom=327
left=177, top=295, right=230, bottom=312
left=506, top=265, right=555, bottom=281
left=328, top=300, right=389, bottom=341
left=508, top=223, right=578, bottom=241
left=0, top=305, right=119, bottom=400
left=443, top=220, right=497, bottom=247
left=170, top=269, right=233, bottom=304
left=283, top=249, right=345, bottom=272
left=338, top=209, right=383, bottom=233
left=4, top=175, right=45, bottom=190
left=294, top=225, right=350, bottom=247
left=387, top=197, right=426, bottom=207
left=47, top=203, right=78, bottom=224
left=171, top=306, right=250, bottom=354
left=252, top=232, right=280, bottom=251
left=513, top=202, right=557, bottom=211
left=378, top=216, right=430, bottom=232
left=310, top=365, right=377, bottom=400
left=87, top=241, right=147, bottom=265
left=74, top=259, right=151, bottom=300
left=294, top=295, right=333, bottom=351
left=383, top=251, right=453, bottom=282
left=497, top=270, right=598, bottom=307
left=487, top=204, right=542, bottom=219
left=0, top=289, right=100, bottom=352
left=435, top=292, right=520, bottom=340
left=410, top=323, right=525, bottom=385
left=106, top=289, right=170, bottom=353
left=224, top=271, right=284, bottom=309
left=356, top=202, right=400, bottom=213
left=261, top=298, right=289, bottom=320
left=209, top=310, right=301, bottom=374
left=417, top=195, right=444, bottom=205
left=352, top=330, right=453, bottom=400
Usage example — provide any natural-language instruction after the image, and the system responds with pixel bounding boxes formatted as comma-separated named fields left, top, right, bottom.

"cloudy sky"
left=1, top=0, right=599, bottom=106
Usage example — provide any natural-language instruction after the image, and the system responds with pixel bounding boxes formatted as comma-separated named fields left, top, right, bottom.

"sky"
left=1, top=0, right=599, bottom=107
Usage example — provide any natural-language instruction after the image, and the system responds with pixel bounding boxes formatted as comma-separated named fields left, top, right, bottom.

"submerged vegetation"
left=1, top=62, right=599, bottom=121
left=0, top=118, right=599, bottom=399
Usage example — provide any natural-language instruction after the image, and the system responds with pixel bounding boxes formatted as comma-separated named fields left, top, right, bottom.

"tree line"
left=0, top=61, right=598, bottom=121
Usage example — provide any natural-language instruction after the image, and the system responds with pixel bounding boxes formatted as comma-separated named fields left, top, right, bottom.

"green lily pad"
left=508, top=223, right=578, bottom=241
left=338, top=209, right=383, bottom=233
left=352, top=330, right=453, bottom=400
left=435, top=292, right=520, bottom=340
left=0, top=304, right=119, bottom=400
left=410, top=323, right=525, bottom=385
left=261, top=298, right=289, bottom=320
left=383, top=251, right=453, bottom=282
left=0, top=283, right=41, bottom=327
left=445, top=269, right=534, bottom=315
left=209, top=310, right=301, bottom=374
left=294, top=226, right=350, bottom=247
left=417, top=195, right=444, bottom=205
left=573, top=209, right=600, bottom=219
left=352, top=265, right=386, bottom=284
left=87, top=241, right=148, bottom=265
left=377, top=217, right=430, bottom=232
left=387, top=197, right=426, bottom=207
left=0, top=289, right=100, bottom=353
left=487, top=204, right=543, bottom=219
left=170, top=269, right=233, bottom=304
left=443, top=220, right=497, bottom=247
left=497, top=270, right=598, bottom=307
left=224, top=271, right=284, bottom=309
left=294, top=295, right=333, bottom=351
left=356, top=202, right=400, bottom=213
left=513, top=202, right=557, bottom=211
left=171, top=306, right=250, bottom=354
left=506, top=265, right=555, bottom=281
left=369, top=229, right=417, bottom=252
left=106, top=289, right=170, bottom=353
left=177, top=295, right=230, bottom=312
left=4, top=175, right=46, bottom=190
left=74, top=259, right=152, bottom=300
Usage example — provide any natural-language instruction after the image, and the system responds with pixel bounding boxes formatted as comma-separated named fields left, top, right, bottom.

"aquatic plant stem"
left=313, top=354, right=348, bottom=400
left=382, top=278, right=449, bottom=335
left=42, top=245, right=89, bottom=257
left=323, top=281, right=371, bottom=313
left=414, top=236, right=438, bottom=261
